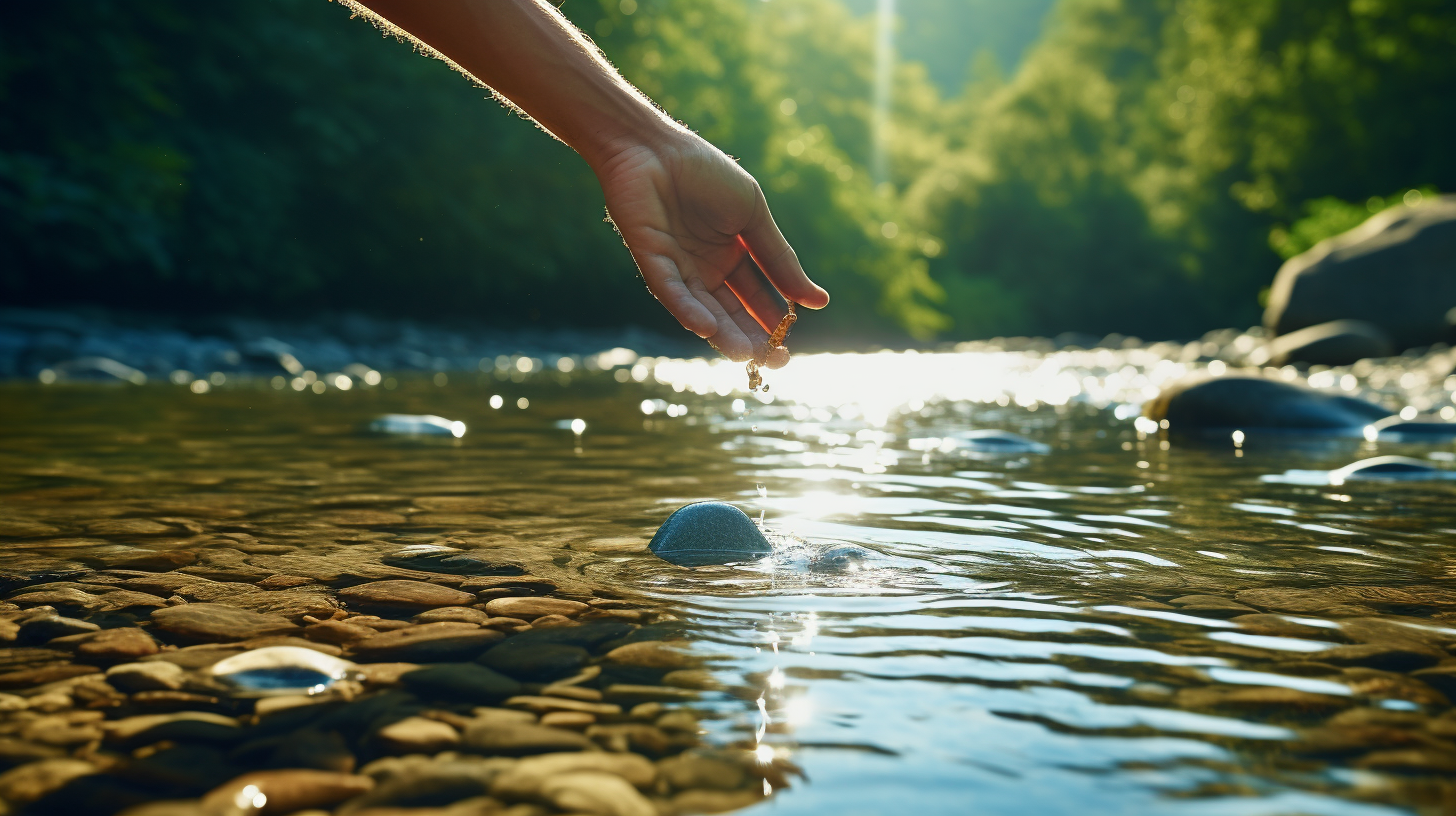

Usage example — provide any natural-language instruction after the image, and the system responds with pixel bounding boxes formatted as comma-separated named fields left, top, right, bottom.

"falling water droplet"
left=757, top=484, right=768, bottom=499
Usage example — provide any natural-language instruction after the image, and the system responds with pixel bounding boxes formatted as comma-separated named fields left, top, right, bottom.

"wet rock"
left=1169, top=595, right=1258, bottom=618
left=370, top=414, right=467, bottom=438
left=1410, top=666, right=1456, bottom=699
left=809, top=546, right=873, bottom=573
left=349, top=623, right=503, bottom=663
left=1330, top=456, right=1453, bottom=482
left=376, top=716, right=461, bottom=754
left=541, top=711, right=596, bottom=730
left=482, top=597, right=588, bottom=620
left=657, top=754, right=747, bottom=792
left=414, top=607, right=493, bottom=625
left=210, top=646, right=357, bottom=696
left=1233, top=588, right=1376, bottom=617
left=303, top=619, right=379, bottom=646
left=202, top=769, right=374, bottom=814
left=661, top=670, right=721, bottom=690
left=1341, top=668, right=1449, bottom=706
left=0, top=663, right=101, bottom=688
left=18, top=614, right=99, bottom=643
left=150, top=604, right=297, bottom=642
left=106, top=661, right=185, bottom=692
left=75, top=627, right=161, bottom=661
left=1230, top=614, right=1339, bottom=640
left=401, top=663, right=521, bottom=703
left=342, top=757, right=512, bottom=812
left=539, top=770, right=656, bottom=816
left=1365, top=415, right=1456, bottom=441
left=382, top=550, right=525, bottom=577
left=671, top=789, right=762, bottom=814
left=340, top=581, right=476, bottom=613
left=585, top=723, right=678, bottom=756
left=505, top=696, right=622, bottom=717
left=0, top=758, right=96, bottom=804
left=479, top=641, right=590, bottom=682
left=1143, top=375, right=1389, bottom=433
left=602, top=685, right=702, bottom=705
left=1292, top=725, right=1436, bottom=757
left=491, top=752, right=654, bottom=798
left=1265, top=195, right=1456, bottom=351
left=1255, top=319, right=1394, bottom=367
left=606, top=641, right=699, bottom=670
left=462, top=721, right=594, bottom=755
left=1353, top=748, right=1456, bottom=775
left=1308, top=644, right=1443, bottom=672
left=649, top=502, right=773, bottom=567
left=8, top=586, right=105, bottom=611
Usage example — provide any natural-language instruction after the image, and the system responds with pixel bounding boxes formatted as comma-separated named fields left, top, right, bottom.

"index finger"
left=739, top=188, right=829, bottom=309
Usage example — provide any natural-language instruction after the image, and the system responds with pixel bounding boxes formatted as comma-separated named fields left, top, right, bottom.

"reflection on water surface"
left=3, top=343, right=1456, bottom=815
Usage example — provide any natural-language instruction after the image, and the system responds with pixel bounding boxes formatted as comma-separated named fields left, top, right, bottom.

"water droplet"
left=757, top=484, right=768, bottom=499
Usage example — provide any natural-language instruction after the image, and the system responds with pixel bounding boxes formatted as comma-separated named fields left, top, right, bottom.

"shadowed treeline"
left=1, top=0, right=1453, bottom=344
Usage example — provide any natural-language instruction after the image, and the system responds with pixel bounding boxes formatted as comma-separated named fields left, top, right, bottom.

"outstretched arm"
left=349, top=0, right=828, bottom=365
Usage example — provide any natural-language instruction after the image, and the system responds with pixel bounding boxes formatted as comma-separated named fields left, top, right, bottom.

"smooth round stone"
left=19, top=615, right=99, bottom=644
left=338, top=581, right=476, bottom=612
left=1331, top=456, right=1452, bottom=481
left=150, top=604, right=297, bottom=642
left=400, top=663, right=521, bottom=703
left=382, top=550, right=525, bottom=577
left=478, top=641, right=590, bottom=682
left=210, top=646, right=358, bottom=697
left=482, top=597, right=587, bottom=620
left=1145, top=374, right=1390, bottom=433
left=648, top=502, right=772, bottom=567
left=1366, top=415, right=1456, bottom=441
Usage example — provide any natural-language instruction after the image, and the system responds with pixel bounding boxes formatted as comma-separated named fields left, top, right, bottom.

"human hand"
left=593, top=132, right=829, bottom=367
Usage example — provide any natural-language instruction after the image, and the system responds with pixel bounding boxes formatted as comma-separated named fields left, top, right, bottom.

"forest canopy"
left=1, top=0, right=1452, bottom=344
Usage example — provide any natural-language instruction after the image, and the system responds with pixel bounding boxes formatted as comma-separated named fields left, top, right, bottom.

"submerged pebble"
left=1331, top=456, right=1453, bottom=482
left=649, top=502, right=773, bottom=567
left=210, top=646, right=359, bottom=697
left=948, top=429, right=1050, bottom=454
left=369, top=414, right=467, bottom=438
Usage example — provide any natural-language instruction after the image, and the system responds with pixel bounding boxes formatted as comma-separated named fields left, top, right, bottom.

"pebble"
left=0, top=758, right=96, bottom=804
left=401, top=663, right=522, bottom=704
left=671, top=789, right=762, bottom=813
left=539, top=771, right=656, bottom=816
left=349, top=623, right=504, bottom=663
left=1175, top=686, right=1351, bottom=714
left=304, top=619, right=380, bottom=645
left=540, top=711, right=596, bottom=730
left=648, top=501, right=772, bottom=567
left=491, top=752, right=655, bottom=799
left=657, top=754, right=747, bottom=792
left=0, top=663, right=100, bottom=688
left=106, top=661, right=185, bottom=692
left=382, top=551, right=525, bottom=577
left=660, top=670, right=721, bottom=690
left=343, top=757, right=511, bottom=811
left=462, top=721, right=595, bottom=755
left=202, top=769, right=375, bottom=814
left=150, top=603, right=298, bottom=642
left=1308, top=644, right=1443, bottom=672
left=478, top=641, right=590, bottom=682
left=339, top=581, right=477, bottom=612
left=74, top=627, right=161, bottom=661
left=18, top=614, right=99, bottom=643
left=605, top=641, right=699, bottom=670
left=414, top=607, right=493, bottom=625
left=505, top=696, right=623, bottom=717
left=376, top=716, right=462, bottom=754
left=482, top=597, right=588, bottom=620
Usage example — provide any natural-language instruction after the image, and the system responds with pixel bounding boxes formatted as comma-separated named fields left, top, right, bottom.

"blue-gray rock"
left=1330, top=456, right=1455, bottom=482
left=370, top=414, right=466, bottom=438
left=1257, top=319, right=1394, bottom=367
left=649, top=502, right=773, bottom=567
left=47, top=356, right=146, bottom=385
left=1266, top=196, right=1456, bottom=351
left=1145, top=375, right=1390, bottom=433
left=951, top=429, right=1050, bottom=454
left=810, top=546, right=872, bottom=573
left=1366, top=415, right=1456, bottom=441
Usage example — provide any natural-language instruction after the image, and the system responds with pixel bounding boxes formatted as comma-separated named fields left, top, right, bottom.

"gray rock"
left=1266, top=196, right=1456, bottom=351
left=150, top=604, right=298, bottom=642
left=1256, top=319, right=1394, bottom=366
left=649, top=502, right=772, bottom=567
left=478, top=641, right=590, bottom=682
left=401, top=663, right=521, bottom=703
left=1144, top=375, right=1390, bottom=433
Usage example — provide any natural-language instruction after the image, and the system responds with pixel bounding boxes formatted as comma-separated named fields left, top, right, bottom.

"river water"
left=3, top=342, right=1455, bottom=815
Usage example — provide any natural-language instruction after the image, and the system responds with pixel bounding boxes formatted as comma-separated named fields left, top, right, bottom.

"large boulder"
left=1144, top=375, right=1391, bottom=433
left=1252, top=319, right=1394, bottom=367
left=1265, top=197, right=1456, bottom=352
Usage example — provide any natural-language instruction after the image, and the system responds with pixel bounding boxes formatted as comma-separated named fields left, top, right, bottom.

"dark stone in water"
left=1330, top=456, right=1451, bottom=481
left=380, top=550, right=526, bottom=576
left=400, top=662, right=521, bottom=703
left=649, top=501, right=772, bottom=567
left=952, top=430, right=1050, bottom=454
left=1145, top=375, right=1390, bottom=433
left=478, top=640, right=590, bottom=681
left=1366, top=415, right=1456, bottom=440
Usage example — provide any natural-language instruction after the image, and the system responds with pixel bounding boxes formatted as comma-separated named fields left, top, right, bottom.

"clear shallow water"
left=3, top=343, right=1456, bottom=815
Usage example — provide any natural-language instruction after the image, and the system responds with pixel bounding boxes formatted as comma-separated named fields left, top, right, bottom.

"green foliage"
left=1269, top=186, right=1442, bottom=260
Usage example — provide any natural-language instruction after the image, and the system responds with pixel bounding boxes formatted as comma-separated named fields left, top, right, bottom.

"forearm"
left=349, top=0, right=682, bottom=167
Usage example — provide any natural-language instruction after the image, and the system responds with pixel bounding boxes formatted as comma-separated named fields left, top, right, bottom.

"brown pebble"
left=202, top=769, right=375, bottom=815
left=505, top=695, right=623, bottom=716
left=375, top=716, right=461, bottom=754
left=540, top=711, right=596, bottom=730
left=0, top=758, right=96, bottom=804
left=529, top=614, right=580, bottom=629
left=256, top=574, right=316, bottom=589
left=149, top=603, right=297, bottom=643
left=413, top=606, right=492, bottom=625
left=482, top=597, right=589, bottom=620
left=0, top=664, right=101, bottom=689
left=605, top=641, right=700, bottom=670
left=76, top=628, right=160, bottom=662
left=339, top=581, right=475, bottom=612
left=303, top=619, right=378, bottom=646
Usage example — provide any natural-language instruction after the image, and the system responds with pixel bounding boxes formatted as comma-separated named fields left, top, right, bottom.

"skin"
left=350, top=0, right=829, bottom=367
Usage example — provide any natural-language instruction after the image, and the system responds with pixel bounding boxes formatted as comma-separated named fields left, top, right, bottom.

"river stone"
left=482, top=597, right=588, bottom=620
left=1143, top=374, right=1390, bottom=433
left=479, top=640, right=590, bottom=682
left=348, top=623, right=503, bottom=663
left=401, top=663, right=521, bottom=703
left=491, top=752, right=656, bottom=799
left=381, top=550, right=525, bottom=577
left=1308, top=644, right=1443, bottom=672
left=75, top=627, right=160, bottom=661
left=202, top=769, right=374, bottom=814
left=657, top=754, right=747, bottom=792
left=648, top=502, right=773, bottom=567
left=339, top=580, right=475, bottom=612
left=338, top=758, right=511, bottom=811
left=414, top=606, right=492, bottom=625
left=1410, top=666, right=1456, bottom=699
left=1265, top=195, right=1456, bottom=351
left=1257, top=319, right=1394, bottom=366
left=150, top=604, right=297, bottom=642
left=18, top=615, right=98, bottom=643
left=1366, top=415, right=1456, bottom=441
left=375, top=716, right=461, bottom=754
left=462, top=721, right=594, bottom=756
left=0, top=664, right=101, bottom=688
left=605, top=641, right=699, bottom=670
left=106, top=661, right=185, bottom=692
left=0, top=758, right=96, bottom=804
